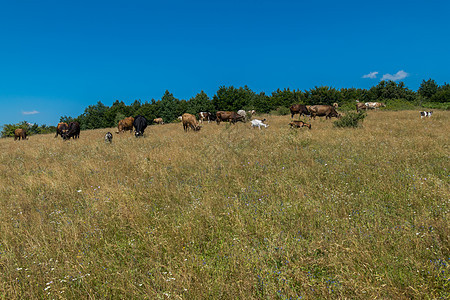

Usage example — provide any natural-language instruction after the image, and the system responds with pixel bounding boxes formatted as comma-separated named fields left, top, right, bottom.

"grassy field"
left=0, top=110, right=449, bottom=299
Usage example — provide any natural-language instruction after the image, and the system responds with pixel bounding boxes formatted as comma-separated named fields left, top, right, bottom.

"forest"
left=1, top=79, right=449, bottom=137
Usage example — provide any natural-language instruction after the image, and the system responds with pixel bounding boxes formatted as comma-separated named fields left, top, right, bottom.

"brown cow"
left=116, top=117, right=134, bottom=133
left=198, top=112, right=211, bottom=123
left=182, top=113, right=201, bottom=131
left=153, top=118, right=164, bottom=125
left=289, top=104, right=310, bottom=119
left=55, top=122, right=69, bottom=137
left=356, top=102, right=367, bottom=112
left=309, top=105, right=341, bottom=119
left=289, top=120, right=311, bottom=129
left=216, top=111, right=245, bottom=124
left=14, top=128, right=28, bottom=140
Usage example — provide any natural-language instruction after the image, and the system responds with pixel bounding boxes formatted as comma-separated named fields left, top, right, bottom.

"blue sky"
left=0, top=0, right=448, bottom=126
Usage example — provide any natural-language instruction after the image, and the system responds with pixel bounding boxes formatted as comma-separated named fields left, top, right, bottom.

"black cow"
left=62, top=122, right=80, bottom=140
left=208, top=113, right=217, bottom=122
left=133, top=115, right=148, bottom=137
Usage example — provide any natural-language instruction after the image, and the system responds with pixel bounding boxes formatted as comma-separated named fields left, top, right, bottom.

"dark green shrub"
left=422, top=102, right=450, bottom=110
left=339, top=102, right=359, bottom=112
left=333, top=112, right=366, bottom=128
left=269, top=106, right=291, bottom=116
left=385, top=98, right=417, bottom=110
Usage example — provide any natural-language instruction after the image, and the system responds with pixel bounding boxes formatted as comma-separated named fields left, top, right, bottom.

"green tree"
left=430, top=83, right=450, bottom=103
left=105, top=100, right=130, bottom=127
left=129, top=99, right=142, bottom=116
left=60, top=115, right=77, bottom=124
left=176, top=99, right=190, bottom=117
left=159, top=90, right=179, bottom=122
left=367, top=80, right=415, bottom=101
left=188, top=91, right=214, bottom=114
left=212, top=85, right=255, bottom=111
left=270, top=88, right=295, bottom=109
left=418, top=79, right=439, bottom=99
left=339, top=88, right=368, bottom=103
left=254, top=92, right=271, bottom=113
left=79, top=101, right=109, bottom=130
left=305, top=86, right=341, bottom=105
left=135, top=101, right=158, bottom=123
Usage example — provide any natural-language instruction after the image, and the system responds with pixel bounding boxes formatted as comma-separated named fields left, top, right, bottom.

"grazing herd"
left=11, top=102, right=436, bottom=141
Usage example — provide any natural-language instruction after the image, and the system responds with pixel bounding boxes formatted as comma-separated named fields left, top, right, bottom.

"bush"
left=269, top=106, right=290, bottom=116
left=385, top=99, right=417, bottom=110
left=333, top=112, right=366, bottom=128
left=422, top=102, right=450, bottom=110
left=338, top=102, right=359, bottom=112
left=430, top=87, right=450, bottom=103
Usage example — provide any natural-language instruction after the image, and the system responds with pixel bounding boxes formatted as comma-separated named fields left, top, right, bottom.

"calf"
left=420, top=111, right=433, bottom=119
left=250, top=119, right=268, bottom=129
left=104, top=132, right=113, bottom=143
left=289, top=120, right=311, bottom=129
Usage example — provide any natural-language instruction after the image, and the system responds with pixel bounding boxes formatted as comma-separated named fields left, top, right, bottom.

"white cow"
left=365, top=102, right=386, bottom=109
left=250, top=119, right=268, bottom=129
left=237, top=110, right=248, bottom=122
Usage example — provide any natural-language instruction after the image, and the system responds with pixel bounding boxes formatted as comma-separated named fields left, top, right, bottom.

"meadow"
left=0, top=110, right=448, bottom=299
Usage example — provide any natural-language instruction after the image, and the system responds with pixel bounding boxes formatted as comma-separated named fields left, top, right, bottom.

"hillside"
left=0, top=111, right=448, bottom=298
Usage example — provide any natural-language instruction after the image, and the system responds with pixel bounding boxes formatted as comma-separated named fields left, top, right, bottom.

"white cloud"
left=22, top=110, right=39, bottom=115
left=381, top=70, right=408, bottom=81
left=362, top=71, right=378, bottom=79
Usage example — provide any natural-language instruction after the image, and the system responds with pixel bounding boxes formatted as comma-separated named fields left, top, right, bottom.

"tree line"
left=1, top=79, right=449, bottom=137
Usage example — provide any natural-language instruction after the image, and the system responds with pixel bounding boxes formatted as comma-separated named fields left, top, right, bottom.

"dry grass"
left=0, top=111, right=449, bottom=299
